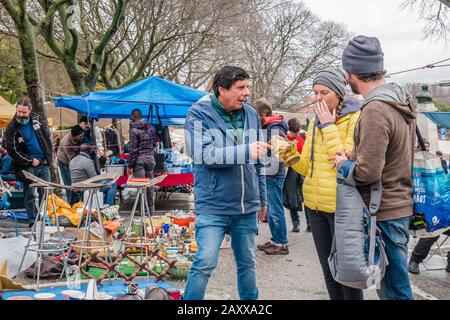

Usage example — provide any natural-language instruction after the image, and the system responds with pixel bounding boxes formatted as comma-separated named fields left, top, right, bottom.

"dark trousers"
left=306, top=207, right=364, bottom=300
left=134, top=159, right=155, bottom=209
left=411, top=230, right=450, bottom=263
left=23, top=165, right=51, bottom=220
left=289, top=204, right=310, bottom=228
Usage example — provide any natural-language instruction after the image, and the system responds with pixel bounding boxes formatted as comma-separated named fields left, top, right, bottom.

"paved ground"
left=15, top=192, right=450, bottom=300
left=156, top=193, right=450, bottom=300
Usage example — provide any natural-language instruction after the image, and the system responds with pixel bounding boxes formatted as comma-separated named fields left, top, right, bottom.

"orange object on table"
left=172, top=217, right=195, bottom=227
left=103, top=220, right=121, bottom=233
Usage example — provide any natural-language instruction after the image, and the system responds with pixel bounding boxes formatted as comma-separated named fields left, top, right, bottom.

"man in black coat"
left=4, top=97, right=53, bottom=220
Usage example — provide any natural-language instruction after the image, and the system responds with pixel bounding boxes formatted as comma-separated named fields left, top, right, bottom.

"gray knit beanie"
left=342, top=35, right=384, bottom=75
left=313, top=68, right=347, bottom=99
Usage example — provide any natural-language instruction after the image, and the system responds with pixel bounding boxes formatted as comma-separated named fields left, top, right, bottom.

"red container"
left=166, top=288, right=181, bottom=300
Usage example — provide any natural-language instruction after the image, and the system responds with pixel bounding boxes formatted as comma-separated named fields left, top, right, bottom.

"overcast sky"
left=301, top=0, right=450, bottom=85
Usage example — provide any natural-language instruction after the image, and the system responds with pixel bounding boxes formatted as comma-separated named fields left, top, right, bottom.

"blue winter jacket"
left=185, top=95, right=267, bottom=216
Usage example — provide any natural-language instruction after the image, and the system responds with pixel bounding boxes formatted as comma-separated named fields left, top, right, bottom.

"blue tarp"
left=53, top=77, right=207, bottom=126
left=423, top=112, right=450, bottom=129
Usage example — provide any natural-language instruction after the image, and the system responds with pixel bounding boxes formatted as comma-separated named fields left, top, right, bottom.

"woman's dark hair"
left=213, top=66, right=250, bottom=97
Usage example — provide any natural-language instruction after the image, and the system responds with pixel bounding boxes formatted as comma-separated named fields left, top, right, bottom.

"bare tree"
left=0, top=0, right=70, bottom=114
left=239, top=0, right=349, bottom=108
left=1, top=0, right=349, bottom=110
left=401, top=0, right=450, bottom=41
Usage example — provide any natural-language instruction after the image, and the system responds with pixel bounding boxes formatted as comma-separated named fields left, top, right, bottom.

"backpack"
left=328, top=161, right=388, bottom=290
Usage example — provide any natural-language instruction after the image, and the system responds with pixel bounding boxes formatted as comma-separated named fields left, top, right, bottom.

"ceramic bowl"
left=62, top=290, right=83, bottom=300
left=96, top=292, right=113, bottom=300
left=68, top=292, right=85, bottom=300
left=7, top=295, right=33, bottom=300
left=34, top=293, right=56, bottom=300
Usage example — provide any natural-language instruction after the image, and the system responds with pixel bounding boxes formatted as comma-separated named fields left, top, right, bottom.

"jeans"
left=377, top=216, right=414, bottom=300
left=266, top=177, right=288, bottom=245
left=0, top=174, right=16, bottom=181
left=306, top=207, right=364, bottom=300
left=184, top=212, right=258, bottom=300
left=58, top=161, right=73, bottom=205
left=101, top=182, right=117, bottom=206
left=23, top=165, right=51, bottom=220
left=134, top=159, right=155, bottom=208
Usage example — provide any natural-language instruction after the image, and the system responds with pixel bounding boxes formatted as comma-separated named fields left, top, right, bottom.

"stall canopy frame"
left=423, top=112, right=450, bottom=129
left=53, top=76, right=207, bottom=126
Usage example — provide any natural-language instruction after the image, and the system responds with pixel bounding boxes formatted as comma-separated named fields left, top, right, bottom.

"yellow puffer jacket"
left=291, top=110, right=360, bottom=213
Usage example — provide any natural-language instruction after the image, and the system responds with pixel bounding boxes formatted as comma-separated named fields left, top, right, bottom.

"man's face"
left=425, top=143, right=430, bottom=152
left=73, top=134, right=84, bottom=143
left=79, top=121, right=88, bottom=130
left=259, top=114, right=267, bottom=124
left=16, top=105, right=31, bottom=124
left=346, top=73, right=361, bottom=95
left=218, top=79, right=250, bottom=111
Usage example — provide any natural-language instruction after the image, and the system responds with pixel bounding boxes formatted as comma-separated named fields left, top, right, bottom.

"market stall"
left=53, top=76, right=206, bottom=196
left=0, top=95, right=14, bottom=130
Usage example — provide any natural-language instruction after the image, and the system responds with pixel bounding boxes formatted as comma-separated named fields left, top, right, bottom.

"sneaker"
left=257, top=242, right=273, bottom=251
left=306, top=225, right=312, bottom=233
left=408, top=260, right=420, bottom=274
left=292, top=225, right=300, bottom=233
left=263, top=244, right=289, bottom=255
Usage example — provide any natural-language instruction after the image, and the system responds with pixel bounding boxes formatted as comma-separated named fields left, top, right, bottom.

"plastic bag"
left=413, top=150, right=450, bottom=232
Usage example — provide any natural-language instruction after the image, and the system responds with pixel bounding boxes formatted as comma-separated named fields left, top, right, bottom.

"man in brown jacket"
left=57, top=125, right=84, bottom=204
left=334, top=35, right=415, bottom=300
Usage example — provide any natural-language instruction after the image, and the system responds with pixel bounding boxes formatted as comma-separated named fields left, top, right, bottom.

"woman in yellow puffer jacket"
left=282, top=68, right=362, bottom=300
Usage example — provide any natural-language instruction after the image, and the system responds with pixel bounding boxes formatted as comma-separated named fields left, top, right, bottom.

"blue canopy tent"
left=423, top=112, right=450, bottom=129
left=53, top=77, right=207, bottom=126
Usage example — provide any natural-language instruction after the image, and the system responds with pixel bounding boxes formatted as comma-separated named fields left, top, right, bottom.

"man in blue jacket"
left=184, top=66, right=270, bottom=300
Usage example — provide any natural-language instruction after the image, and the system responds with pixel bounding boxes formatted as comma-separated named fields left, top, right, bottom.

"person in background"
left=69, top=143, right=117, bottom=206
left=128, top=109, right=157, bottom=209
left=4, top=97, right=53, bottom=220
left=436, top=150, right=448, bottom=174
left=0, top=145, right=15, bottom=181
left=283, top=117, right=309, bottom=232
left=57, top=125, right=84, bottom=204
left=255, top=98, right=289, bottom=255
left=53, top=136, right=61, bottom=154
left=79, top=116, right=104, bottom=173
left=408, top=229, right=450, bottom=274
left=78, top=116, right=91, bottom=143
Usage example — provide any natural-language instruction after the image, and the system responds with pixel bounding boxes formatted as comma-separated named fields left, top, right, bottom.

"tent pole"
left=90, top=118, right=101, bottom=174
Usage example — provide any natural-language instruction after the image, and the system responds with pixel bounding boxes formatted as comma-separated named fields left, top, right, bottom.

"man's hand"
left=127, top=168, right=134, bottom=176
left=249, top=141, right=272, bottom=160
left=328, top=151, right=348, bottom=169
left=32, top=159, right=40, bottom=167
left=258, top=205, right=268, bottom=222
left=316, top=100, right=336, bottom=125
